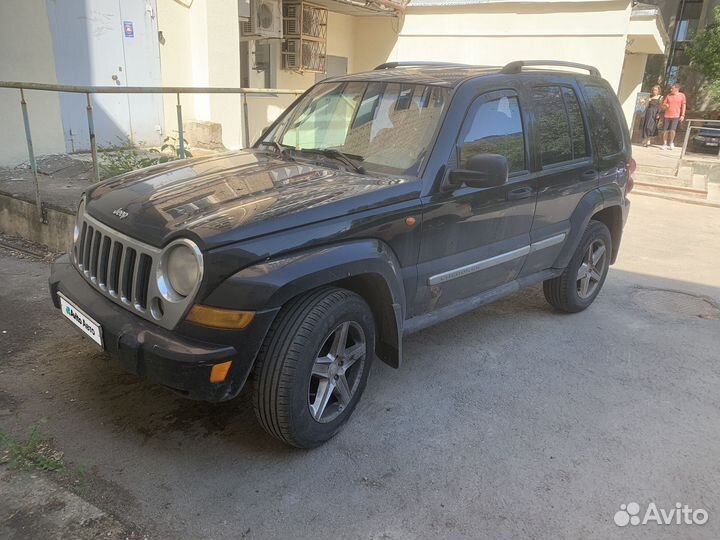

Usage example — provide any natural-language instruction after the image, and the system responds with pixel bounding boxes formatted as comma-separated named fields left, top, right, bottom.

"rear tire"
left=543, top=220, right=612, bottom=313
left=252, top=287, right=375, bottom=448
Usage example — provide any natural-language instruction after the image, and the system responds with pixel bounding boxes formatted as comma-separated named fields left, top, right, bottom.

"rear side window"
left=532, top=87, right=572, bottom=165
left=532, top=86, right=590, bottom=166
left=562, top=87, right=589, bottom=159
left=458, top=96, right=526, bottom=173
left=582, top=85, right=625, bottom=157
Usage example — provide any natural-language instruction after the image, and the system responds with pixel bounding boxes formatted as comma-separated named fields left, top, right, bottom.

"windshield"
left=262, top=81, right=451, bottom=175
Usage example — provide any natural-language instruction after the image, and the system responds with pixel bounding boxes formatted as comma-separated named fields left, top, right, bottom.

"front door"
left=415, top=89, right=537, bottom=314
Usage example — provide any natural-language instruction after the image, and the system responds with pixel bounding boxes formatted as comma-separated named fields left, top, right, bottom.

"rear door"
left=521, top=81, right=596, bottom=275
left=580, top=83, right=631, bottom=189
left=415, top=88, right=537, bottom=314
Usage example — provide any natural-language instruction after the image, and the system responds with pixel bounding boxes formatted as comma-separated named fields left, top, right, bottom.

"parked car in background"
left=50, top=60, right=633, bottom=448
left=691, top=122, right=720, bottom=153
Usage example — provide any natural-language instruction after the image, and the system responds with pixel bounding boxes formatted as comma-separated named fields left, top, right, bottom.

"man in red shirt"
left=662, top=84, right=687, bottom=150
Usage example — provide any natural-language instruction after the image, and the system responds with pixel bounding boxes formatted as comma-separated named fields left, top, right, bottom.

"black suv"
left=50, top=60, right=633, bottom=448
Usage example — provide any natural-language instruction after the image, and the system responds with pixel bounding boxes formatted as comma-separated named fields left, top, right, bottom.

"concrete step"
left=635, top=163, right=678, bottom=176
left=0, top=191, right=73, bottom=253
left=633, top=171, right=693, bottom=188
left=634, top=179, right=708, bottom=199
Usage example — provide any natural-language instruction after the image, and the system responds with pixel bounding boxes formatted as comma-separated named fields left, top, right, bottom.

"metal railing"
left=679, top=118, right=720, bottom=160
left=0, top=81, right=305, bottom=222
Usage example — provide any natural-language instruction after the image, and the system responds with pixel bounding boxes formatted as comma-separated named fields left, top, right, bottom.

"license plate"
left=59, top=293, right=103, bottom=348
left=707, top=142, right=719, bottom=147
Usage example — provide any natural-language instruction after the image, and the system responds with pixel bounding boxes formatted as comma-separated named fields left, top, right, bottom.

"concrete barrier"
left=0, top=191, right=74, bottom=252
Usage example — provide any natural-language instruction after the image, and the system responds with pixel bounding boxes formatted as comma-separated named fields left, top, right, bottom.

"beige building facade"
left=0, top=0, right=667, bottom=166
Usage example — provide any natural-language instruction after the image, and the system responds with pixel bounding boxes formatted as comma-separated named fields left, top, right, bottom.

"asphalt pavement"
left=0, top=194, right=719, bottom=540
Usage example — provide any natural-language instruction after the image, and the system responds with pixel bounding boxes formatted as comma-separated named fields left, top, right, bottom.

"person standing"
left=662, top=84, right=687, bottom=150
left=641, top=85, right=662, bottom=147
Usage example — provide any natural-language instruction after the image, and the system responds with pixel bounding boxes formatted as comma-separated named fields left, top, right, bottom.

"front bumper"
left=49, top=255, right=276, bottom=401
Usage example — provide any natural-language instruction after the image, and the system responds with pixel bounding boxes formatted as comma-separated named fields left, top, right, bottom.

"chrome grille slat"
left=98, top=236, right=111, bottom=288
left=82, top=225, right=93, bottom=272
left=71, top=208, right=197, bottom=330
left=108, top=241, right=122, bottom=296
left=119, top=247, right=133, bottom=304
left=134, top=254, right=152, bottom=310
left=89, top=229, right=101, bottom=281
left=130, top=250, right=142, bottom=308
left=77, top=222, right=88, bottom=269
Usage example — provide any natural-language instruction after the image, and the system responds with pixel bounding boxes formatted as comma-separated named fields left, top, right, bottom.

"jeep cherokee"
left=49, top=60, right=633, bottom=448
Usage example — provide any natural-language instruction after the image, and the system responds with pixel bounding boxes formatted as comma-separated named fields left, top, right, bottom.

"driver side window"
left=281, top=82, right=364, bottom=149
left=457, top=95, right=526, bottom=173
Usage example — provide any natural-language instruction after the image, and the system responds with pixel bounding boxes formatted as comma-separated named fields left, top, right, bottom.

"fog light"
left=186, top=304, right=255, bottom=329
left=210, top=361, right=233, bottom=383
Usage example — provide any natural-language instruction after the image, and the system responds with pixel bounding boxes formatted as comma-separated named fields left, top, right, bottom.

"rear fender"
left=552, top=189, right=605, bottom=269
left=553, top=186, right=627, bottom=268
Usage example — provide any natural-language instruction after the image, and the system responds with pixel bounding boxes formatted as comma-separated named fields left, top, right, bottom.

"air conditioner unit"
left=241, top=0, right=282, bottom=40
left=281, top=1, right=327, bottom=73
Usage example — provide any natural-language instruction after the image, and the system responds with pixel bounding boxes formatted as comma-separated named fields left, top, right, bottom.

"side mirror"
left=448, top=153, right=509, bottom=189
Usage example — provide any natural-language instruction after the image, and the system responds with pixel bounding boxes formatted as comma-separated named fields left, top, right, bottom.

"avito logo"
left=614, top=502, right=708, bottom=527
left=65, top=306, right=96, bottom=336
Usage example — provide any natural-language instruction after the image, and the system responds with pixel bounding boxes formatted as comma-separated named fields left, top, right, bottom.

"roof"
left=324, top=65, right=503, bottom=88
left=409, top=0, right=614, bottom=7
left=323, top=61, right=601, bottom=88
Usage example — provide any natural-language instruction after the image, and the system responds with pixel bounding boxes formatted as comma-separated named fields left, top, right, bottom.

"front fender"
left=203, top=239, right=406, bottom=368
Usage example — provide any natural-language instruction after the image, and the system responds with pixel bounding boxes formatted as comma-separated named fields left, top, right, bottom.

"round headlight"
left=164, top=241, right=202, bottom=298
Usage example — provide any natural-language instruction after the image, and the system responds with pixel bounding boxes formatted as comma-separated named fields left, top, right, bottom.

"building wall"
left=156, top=0, right=196, bottom=136
left=157, top=0, right=243, bottom=149
left=355, top=1, right=633, bottom=93
left=619, top=53, right=649, bottom=127
left=0, top=0, right=65, bottom=165
left=156, top=3, right=357, bottom=148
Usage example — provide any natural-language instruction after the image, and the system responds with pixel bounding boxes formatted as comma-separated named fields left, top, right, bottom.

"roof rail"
left=374, top=61, right=473, bottom=70
left=501, top=60, right=601, bottom=77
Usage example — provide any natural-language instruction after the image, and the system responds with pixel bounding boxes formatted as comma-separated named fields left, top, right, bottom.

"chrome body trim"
left=529, top=232, right=567, bottom=253
left=428, top=233, right=567, bottom=286
left=428, top=245, right=531, bottom=286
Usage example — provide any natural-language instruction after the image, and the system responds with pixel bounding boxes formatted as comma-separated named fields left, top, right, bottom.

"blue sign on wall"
left=123, top=21, right=134, bottom=38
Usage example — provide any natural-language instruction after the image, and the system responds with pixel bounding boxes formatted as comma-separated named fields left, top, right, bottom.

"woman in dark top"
left=642, top=85, right=662, bottom=147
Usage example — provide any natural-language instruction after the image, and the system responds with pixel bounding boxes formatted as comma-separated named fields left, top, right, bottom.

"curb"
left=633, top=190, right=720, bottom=209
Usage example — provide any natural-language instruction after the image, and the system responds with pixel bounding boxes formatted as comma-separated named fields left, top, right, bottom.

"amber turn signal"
left=186, top=304, right=255, bottom=329
left=210, top=361, right=233, bottom=383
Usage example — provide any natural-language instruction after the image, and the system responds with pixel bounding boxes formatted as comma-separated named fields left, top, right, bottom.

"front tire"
left=252, top=287, right=375, bottom=448
left=543, top=220, right=612, bottom=313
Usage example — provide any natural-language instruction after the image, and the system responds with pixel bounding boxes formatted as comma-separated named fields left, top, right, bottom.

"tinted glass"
left=562, top=87, right=589, bottom=159
left=272, top=81, right=450, bottom=175
left=532, top=86, right=572, bottom=166
left=583, top=85, right=625, bottom=157
left=459, top=96, right=525, bottom=173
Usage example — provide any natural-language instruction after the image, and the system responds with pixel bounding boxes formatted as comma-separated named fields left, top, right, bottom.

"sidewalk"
left=631, top=143, right=720, bottom=205
left=0, top=466, right=139, bottom=540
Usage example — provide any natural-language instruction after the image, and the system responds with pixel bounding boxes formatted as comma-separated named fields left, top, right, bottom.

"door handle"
left=581, top=170, right=598, bottom=181
left=506, top=186, right=534, bottom=200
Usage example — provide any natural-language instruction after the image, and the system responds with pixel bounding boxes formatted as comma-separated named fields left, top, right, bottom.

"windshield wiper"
left=259, top=141, right=294, bottom=160
left=298, top=148, right=366, bottom=175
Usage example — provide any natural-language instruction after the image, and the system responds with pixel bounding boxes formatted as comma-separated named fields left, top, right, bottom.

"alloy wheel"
left=576, top=239, right=607, bottom=299
left=308, top=321, right=367, bottom=423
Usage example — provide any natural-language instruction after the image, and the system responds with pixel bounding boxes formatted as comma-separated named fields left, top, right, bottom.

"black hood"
left=85, top=151, right=414, bottom=250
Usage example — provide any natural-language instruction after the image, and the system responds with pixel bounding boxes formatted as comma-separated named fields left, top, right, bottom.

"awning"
left=627, top=3, right=669, bottom=55
left=310, top=0, right=410, bottom=16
